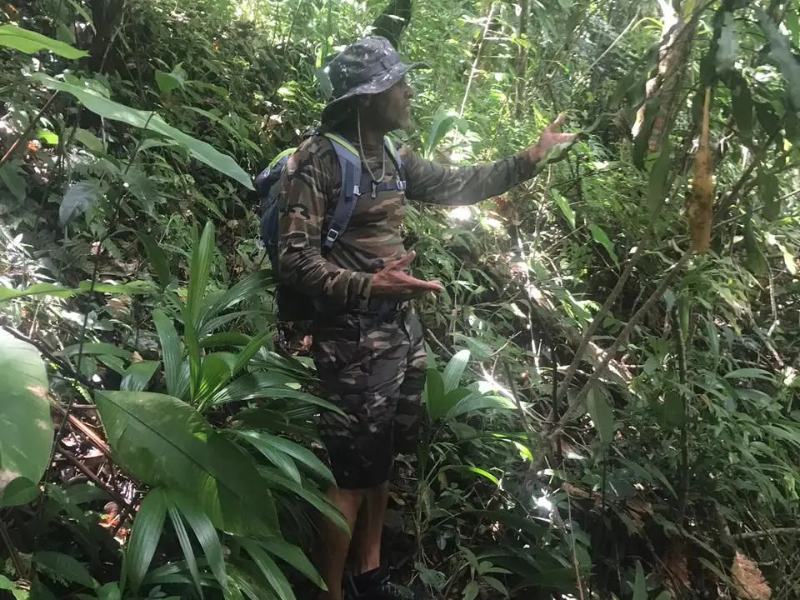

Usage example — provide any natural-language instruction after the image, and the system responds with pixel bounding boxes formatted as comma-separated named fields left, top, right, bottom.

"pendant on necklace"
left=371, top=180, right=378, bottom=199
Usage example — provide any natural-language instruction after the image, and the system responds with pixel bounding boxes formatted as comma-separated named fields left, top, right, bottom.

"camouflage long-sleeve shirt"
left=277, top=134, right=537, bottom=313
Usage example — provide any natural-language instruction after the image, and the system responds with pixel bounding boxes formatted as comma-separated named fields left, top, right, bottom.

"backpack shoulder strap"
left=383, top=136, right=406, bottom=191
left=320, top=132, right=362, bottom=254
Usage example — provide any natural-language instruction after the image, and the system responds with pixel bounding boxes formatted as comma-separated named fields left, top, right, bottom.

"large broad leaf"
left=0, top=24, right=88, bottom=58
left=31, top=74, right=254, bottom=190
left=0, top=330, right=53, bottom=507
left=33, top=551, right=96, bottom=589
left=59, top=181, right=103, bottom=226
left=0, top=162, right=27, bottom=201
left=757, top=9, right=800, bottom=110
left=95, top=391, right=279, bottom=536
left=715, top=11, right=738, bottom=75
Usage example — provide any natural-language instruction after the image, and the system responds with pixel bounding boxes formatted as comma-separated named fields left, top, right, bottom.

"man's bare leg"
left=319, top=487, right=364, bottom=600
left=353, top=482, right=389, bottom=574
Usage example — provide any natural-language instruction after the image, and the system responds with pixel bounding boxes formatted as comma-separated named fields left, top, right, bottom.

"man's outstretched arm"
left=403, top=114, right=575, bottom=206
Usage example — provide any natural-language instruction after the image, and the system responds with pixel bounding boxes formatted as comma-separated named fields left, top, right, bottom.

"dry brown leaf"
left=688, top=87, right=714, bottom=253
left=732, top=551, right=771, bottom=600
left=561, top=482, right=592, bottom=499
left=662, top=541, right=690, bottom=595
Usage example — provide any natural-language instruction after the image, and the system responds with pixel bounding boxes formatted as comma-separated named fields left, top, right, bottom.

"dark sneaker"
left=344, top=568, right=405, bottom=600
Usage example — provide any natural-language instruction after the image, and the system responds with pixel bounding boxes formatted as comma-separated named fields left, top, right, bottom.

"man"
left=277, top=36, right=575, bottom=600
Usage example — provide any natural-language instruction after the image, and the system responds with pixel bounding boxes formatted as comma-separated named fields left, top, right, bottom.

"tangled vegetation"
left=0, top=0, right=799, bottom=598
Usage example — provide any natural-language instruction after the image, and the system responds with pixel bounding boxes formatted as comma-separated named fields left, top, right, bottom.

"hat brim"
left=321, top=60, right=427, bottom=123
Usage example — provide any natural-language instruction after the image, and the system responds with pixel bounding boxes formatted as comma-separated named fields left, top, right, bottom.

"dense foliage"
left=1, top=0, right=799, bottom=599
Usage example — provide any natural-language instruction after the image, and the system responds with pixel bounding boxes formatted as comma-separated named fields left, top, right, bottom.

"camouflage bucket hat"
left=321, top=36, right=427, bottom=123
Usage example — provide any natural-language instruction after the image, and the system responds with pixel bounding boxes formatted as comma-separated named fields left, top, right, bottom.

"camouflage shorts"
left=312, top=307, right=427, bottom=489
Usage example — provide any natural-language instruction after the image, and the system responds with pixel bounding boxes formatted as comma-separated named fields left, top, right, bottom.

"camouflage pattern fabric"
left=276, top=134, right=537, bottom=489
left=313, top=308, right=426, bottom=489
left=321, top=36, right=426, bottom=123
left=276, top=135, right=537, bottom=312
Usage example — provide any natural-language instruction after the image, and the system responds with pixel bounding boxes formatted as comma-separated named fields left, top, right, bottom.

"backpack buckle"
left=325, top=229, right=340, bottom=244
left=397, top=180, right=406, bottom=191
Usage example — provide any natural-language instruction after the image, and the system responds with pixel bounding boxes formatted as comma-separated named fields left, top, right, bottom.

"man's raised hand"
left=528, top=113, right=578, bottom=163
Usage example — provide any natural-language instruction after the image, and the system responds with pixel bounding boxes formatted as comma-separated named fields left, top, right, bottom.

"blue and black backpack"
left=256, top=131, right=405, bottom=321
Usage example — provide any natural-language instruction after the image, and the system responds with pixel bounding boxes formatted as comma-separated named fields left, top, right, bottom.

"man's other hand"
left=528, top=114, right=577, bottom=163
left=370, top=251, right=443, bottom=299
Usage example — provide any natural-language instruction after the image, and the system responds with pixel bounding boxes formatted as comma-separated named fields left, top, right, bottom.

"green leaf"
left=233, top=429, right=302, bottom=484
left=156, top=64, right=187, bottom=94
left=240, top=539, right=297, bottom=600
left=0, top=574, right=29, bottom=599
left=588, top=223, right=619, bottom=264
left=261, top=467, right=348, bottom=533
left=0, top=24, right=88, bottom=58
left=259, top=537, right=325, bottom=590
left=201, top=332, right=253, bottom=348
left=137, top=232, right=172, bottom=290
left=187, top=222, right=216, bottom=325
left=167, top=505, right=203, bottom=598
left=743, top=216, right=768, bottom=276
left=33, top=551, right=96, bottom=589
left=154, top=309, right=184, bottom=398
left=211, top=383, right=341, bottom=415
left=123, top=488, right=167, bottom=596
left=198, top=270, right=272, bottom=335
left=551, top=189, right=575, bottom=229
left=647, top=138, right=671, bottom=216
left=587, top=384, right=615, bottom=444
left=169, top=490, right=227, bottom=589
left=424, top=368, right=446, bottom=420
left=0, top=162, right=27, bottom=201
left=0, top=330, right=52, bottom=507
left=31, top=74, right=254, bottom=190
left=59, top=181, right=103, bottom=226
left=60, top=342, right=131, bottom=360
left=446, top=393, right=515, bottom=420
left=73, top=128, right=105, bottom=153
left=121, top=361, right=159, bottom=392
left=37, top=130, right=59, bottom=145
left=716, top=11, right=738, bottom=74
left=0, top=283, right=74, bottom=303
left=724, top=368, right=774, bottom=381
left=756, top=8, right=800, bottom=110
left=442, top=349, right=470, bottom=393
left=233, top=430, right=334, bottom=483
left=95, top=391, right=279, bottom=536
left=423, top=107, right=459, bottom=159
left=632, top=560, right=646, bottom=600
left=462, top=581, right=479, bottom=600
left=439, top=465, right=500, bottom=486
left=729, top=73, right=754, bottom=144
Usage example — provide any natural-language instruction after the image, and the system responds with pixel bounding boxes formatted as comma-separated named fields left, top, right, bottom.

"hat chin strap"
left=357, top=109, right=386, bottom=185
